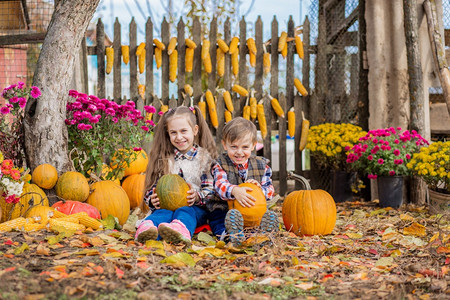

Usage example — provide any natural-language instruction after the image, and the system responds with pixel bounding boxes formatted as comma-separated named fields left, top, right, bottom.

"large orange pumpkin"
left=155, top=174, right=189, bottom=211
left=86, top=180, right=130, bottom=225
left=228, top=182, right=267, bottom=227
left=1, top=183, right=49, bottom=222
left=31, top=163, right=58, bottom=189
left=55, top=171, right=90, bottom=202
left=111, top=148, right=148, bottom=177
left=282, top=189, right=336, bottom=236
left=121, top=173, right=145, bottom=209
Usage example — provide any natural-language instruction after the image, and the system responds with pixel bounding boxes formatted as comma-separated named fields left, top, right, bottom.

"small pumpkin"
left=86, top=180, right=130, bottom=225
left=282, top=189, right=336, bottom=236
left=155, top=174, right=189, bottom=211
left=121, top=173, right=145, bottom=209
left=55, top=171, right=90, bottom=202
left=26, top=206, right=55, bottom=224
left=52, top=200, right=101, bottom=219
left=228, top=182, right=267, bottom=227
left=31, top=163, right=58, bottom=189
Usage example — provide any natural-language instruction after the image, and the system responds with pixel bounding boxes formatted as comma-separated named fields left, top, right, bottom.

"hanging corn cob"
left=249, top=52, right=256, bottom=67
left=203, top=53, right=212, bottom=73
left=169, top=49, right=178, bottom=82
left=250, top=95, right=257, bottom=119
left=105, top=47, right=114, bottom=74
left=198, top=96, right=207, bottom=119
left=138, top=84, right=145, bottom=99
left=263, top=52, right=271, bottom=74
left=153, top=38, right=165, bottom=50
left=160, top=103, right=169, bottom=114
left=295, top=35, right=304, bottom=59
left=269, top=95, right=285, bottom=118
left=184, top=84, right=193, bottom=97
left=242, top=97, right=250, bottom=120
left=281, top=42, right=288, bottom=59
left=121, top=45, right=129, bottom=64
left=185, top=47, right=194, bottom=72
left=278, top=31, right=287, bottom=52
left=257, top=101, right=268, bottom=139
left=185, top=38, right=197, bottom=49
left=229, top=36, right=239, bottom=54
left=217, top=48, right=225, bottom=77
left=294, top=78, right=308, bottom=96
left=231, top=47, right=239, bottom=76
left=155, top=47, right=162, bottom=69
left=205, top=90, right=218, bottom=128
left=201, top=39, right=210, bottom=60
left=223, top=90, right=234, bottom=112
left=217, top=38, right=229, bottom=53
left=167, top=37, right=177, bottom=55
left=299, top=111, right=310, bottom=151
left=224, top=110, right=232, bottom=123
left=287, top=107, right=295, bottom=137
left=247, top=38, right=257, bottom=55
left=136, top=42, right=146, bottom=56
left=232, top=84, right=248, bottom=97
left=138, top=51, right=145, bottom=74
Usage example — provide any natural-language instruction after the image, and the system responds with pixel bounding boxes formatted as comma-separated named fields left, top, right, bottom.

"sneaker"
left=260, top=210, right=279, bottom=233
left=158, top=219, right=191, bottom=246
left=135, top=220, right=158, bottom=243
left=225, top=209, right=245, bottom=244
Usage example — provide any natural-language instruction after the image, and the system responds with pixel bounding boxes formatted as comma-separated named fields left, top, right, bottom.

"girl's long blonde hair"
left=143, top=105, right=217, bottom=194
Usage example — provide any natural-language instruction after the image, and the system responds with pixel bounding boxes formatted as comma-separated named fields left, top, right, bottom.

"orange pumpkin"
left=282, top=189, right=336, bottom=236
left=155, top=174, right=189, bottom=211
left=31, top=163, right=58, bottom=189
left=86, top=180, right=130, bottom=225
left=121, top=173, right=145, bottom=209
left=55, top=171, right=90, bottom=202
left=111, top=148, right=148, bottom=177
left=228, top=182, right=267, bottom=227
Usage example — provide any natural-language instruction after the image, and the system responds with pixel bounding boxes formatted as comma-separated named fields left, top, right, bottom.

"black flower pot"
left=377, top=176, right=404, bottom=208
left=330, top=170, right=356, bottom=203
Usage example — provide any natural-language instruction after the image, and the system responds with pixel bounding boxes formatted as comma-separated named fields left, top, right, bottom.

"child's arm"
left=143, top=184, right=160, bottom=210
left=186, top=172, right=214, bottom=206
left=260, top=164, right=275, bottom=201
left=212, top=163, right=256, bottom=207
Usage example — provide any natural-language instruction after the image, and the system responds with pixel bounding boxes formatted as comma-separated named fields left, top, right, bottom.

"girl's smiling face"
left=167, top=116, right=198, bottom=153
left=222, top=134, right=256, bottom=165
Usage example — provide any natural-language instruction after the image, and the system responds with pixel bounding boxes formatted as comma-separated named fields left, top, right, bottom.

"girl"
left=135, top=106, right=217, bottom=245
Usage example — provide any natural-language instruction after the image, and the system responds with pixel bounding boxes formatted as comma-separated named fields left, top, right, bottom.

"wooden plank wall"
left=91, top=16, right=311, bottom=195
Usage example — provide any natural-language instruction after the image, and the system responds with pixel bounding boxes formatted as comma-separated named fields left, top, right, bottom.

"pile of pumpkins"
left=0, top=148, right=149, bottom=232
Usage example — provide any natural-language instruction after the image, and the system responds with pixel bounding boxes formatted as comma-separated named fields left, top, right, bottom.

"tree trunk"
left=24, top=0, right=100, bottom=173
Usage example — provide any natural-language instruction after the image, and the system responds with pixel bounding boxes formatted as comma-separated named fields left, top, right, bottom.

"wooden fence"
left=87, top=16, right=311, bottom=196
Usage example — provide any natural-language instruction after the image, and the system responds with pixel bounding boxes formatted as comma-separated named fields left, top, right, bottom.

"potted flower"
left=306, top=123, right=367, bottom=202
left=65, top=90, right=155, bottom=181
left=346, top=127, right=429, bottom=208
left=407, top=141, right=449, bottom=214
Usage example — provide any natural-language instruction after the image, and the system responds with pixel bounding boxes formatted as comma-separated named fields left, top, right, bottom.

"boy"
left=208, top=117, right=278, bottom=243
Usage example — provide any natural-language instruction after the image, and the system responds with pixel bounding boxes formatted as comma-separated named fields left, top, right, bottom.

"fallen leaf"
left=14, top=243, right=29, bottom=255
left=36, top=244, right=50, bottom=256
left=375, top=257, right=394, bottom=267
left=160, top=253, right=195, bottom=267
left=115, top=266, right=124, bottom=279
left=403, top=223, right=426, bottom=237
left=197, top=232, right=215, bottom=244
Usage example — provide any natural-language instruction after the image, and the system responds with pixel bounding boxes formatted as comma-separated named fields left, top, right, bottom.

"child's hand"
left=150, top=188, right=160, bottom=209
left=245, top=179, right=261, bottom=187
left=231, top=186, right=256, bottom=208
left=186, top=184, right=199, bottom=206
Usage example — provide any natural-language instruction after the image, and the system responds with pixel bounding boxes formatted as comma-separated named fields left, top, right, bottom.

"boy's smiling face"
left=222, top=134, right=256, bottom=165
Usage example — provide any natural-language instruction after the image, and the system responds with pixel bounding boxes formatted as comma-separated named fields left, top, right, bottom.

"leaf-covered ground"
left=0, top=200, right=449, bottom=300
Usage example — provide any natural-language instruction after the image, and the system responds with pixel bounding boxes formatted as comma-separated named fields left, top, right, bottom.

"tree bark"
left=403, top=0, right=426, bottom=205
left=24, top=0, right=100, bottom=173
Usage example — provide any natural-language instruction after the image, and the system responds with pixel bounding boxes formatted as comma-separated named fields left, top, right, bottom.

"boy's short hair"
left=222, top=117, right=257, bottom=143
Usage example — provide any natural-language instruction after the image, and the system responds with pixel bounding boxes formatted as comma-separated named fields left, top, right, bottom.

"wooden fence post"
left=113, top=18, right=121, bottom=102
left=96, top=18, right=105, bottom=98
left=129, top=18, right=137, bottom=102
left=145, top=18, right=154, bottom=106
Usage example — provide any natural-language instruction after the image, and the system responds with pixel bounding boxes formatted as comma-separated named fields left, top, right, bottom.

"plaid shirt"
left=212, top=160, right=274, bottom=201
left=144, top=145, right=214, bottom=209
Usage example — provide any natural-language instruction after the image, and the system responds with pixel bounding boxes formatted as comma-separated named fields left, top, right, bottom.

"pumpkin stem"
left=287, top=172, right=311, bottom=190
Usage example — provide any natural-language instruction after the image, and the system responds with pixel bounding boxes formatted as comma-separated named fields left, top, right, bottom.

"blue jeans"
left=207, top=209, right=228, bottom=237
left=144, top=206, right=207, bottom=237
